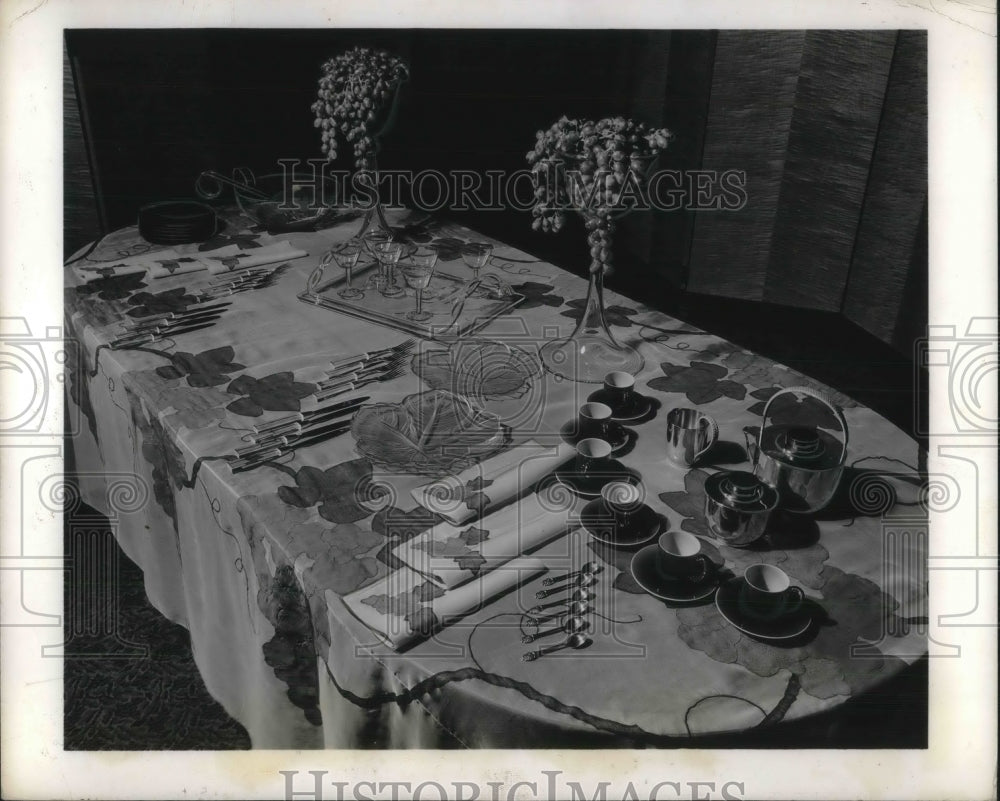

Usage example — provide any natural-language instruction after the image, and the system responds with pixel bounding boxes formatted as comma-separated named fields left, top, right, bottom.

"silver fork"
left=313, top=365, right=405, bottom=402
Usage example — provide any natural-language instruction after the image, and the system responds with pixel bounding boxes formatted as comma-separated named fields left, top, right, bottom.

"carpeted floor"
left=63, top=505, right=250, bottom=750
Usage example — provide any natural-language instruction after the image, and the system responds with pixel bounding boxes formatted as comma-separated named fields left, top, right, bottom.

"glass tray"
left=298, top=262, right=525, bottom=340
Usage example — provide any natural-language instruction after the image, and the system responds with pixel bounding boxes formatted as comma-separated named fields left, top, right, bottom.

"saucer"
left=586, top=388, right=654, bottom=423
left=552, top=460, right=640, bottom=498
left=629, top=545, right=719, bottom=603
left=580, top=498, right=662, bottom=548
left=714, top=578, right=812, bottom=641
left=560, top=420, right=630, bottom=453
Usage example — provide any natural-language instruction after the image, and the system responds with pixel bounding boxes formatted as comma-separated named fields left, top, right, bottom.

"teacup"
left=578, top=402, right=615, bottom=441
left=601, top=481, right=644, bottom=526
left=603, top=371, right=638, bottom=412
left=739, top=564, right=804, bottom=621
left=656, top=530, right=712, bottom=582
left=575, top=438, right=613, bottom=476
left=665, top=408, right=719, bottom=467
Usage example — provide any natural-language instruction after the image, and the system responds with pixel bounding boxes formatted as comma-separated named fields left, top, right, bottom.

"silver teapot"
left=743, top=386, right=848, bottom=514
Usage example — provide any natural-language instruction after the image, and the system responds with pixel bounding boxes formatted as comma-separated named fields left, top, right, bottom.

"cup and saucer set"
left=579, top=481, right=663, bottom=549
left=714, top=564, right=812, bottom=641
left=586, top=371, right=656, bottom=424
left=552, top=438, right=641, bottom=498
left=629, top=530, right=722, bottom=603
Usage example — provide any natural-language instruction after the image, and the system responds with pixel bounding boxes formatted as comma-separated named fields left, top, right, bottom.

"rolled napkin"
left=72, top=248, right=183, bottom=283
left=146, top=254, right=213, bottom=279
left=393, top=488, right=582, bottom=589
left=72, top=249, right=215, bottom=282
left=338, top=557, right=547, bottom=651
left=202, top=240, right=308, bottom=274
left=411, top=439, right=575, bottom=526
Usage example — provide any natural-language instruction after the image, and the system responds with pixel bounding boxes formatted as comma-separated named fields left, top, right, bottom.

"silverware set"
left=521, top=564, right=601, bottom=661
left=111, top=266, right=288, bottom=349
left=314, top=339, right=415, bottom=401
left=231, top=395, right=370, bottom=472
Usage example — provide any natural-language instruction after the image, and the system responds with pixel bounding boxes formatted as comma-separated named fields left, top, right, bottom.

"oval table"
left=64, top=207, right=928, bottom=748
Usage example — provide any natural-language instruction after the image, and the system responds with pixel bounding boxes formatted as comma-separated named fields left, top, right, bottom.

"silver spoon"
left=526, top=601, right=591, bottom=626
left=522, top=633, right=590, bottom=662
left=535, top=573, right=597, bottom=599
left=542, top=561, right=602, bottom=586
left=521, top=615, right=589, bottom=644
left=529, top=588, right=593, bottom=613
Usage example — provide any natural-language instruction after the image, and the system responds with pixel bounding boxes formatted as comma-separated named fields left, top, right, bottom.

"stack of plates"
left=138, top=200, right=218, bottom=245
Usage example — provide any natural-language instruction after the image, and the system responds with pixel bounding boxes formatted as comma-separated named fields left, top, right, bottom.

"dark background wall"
left=64, top=29, right=928, bottom=435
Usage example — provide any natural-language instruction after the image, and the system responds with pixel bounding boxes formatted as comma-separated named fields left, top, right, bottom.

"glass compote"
left=372, top=240, right=407, bottom=298
left=461, top=242, right=494, bottom=282
left=331, top=239, right=363, bottom=299
left=398, top=247, right=439, bottom=322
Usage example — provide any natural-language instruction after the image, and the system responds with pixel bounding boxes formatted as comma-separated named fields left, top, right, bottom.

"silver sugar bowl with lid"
left=704, top=470, right=779, bottom=547
left=743, top=386, right=848, bottom=514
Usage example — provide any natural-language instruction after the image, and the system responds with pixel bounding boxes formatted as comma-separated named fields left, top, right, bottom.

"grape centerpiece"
left=528, top=115, right=673, bottom=383
left=313, top=46, right=409, bottom=239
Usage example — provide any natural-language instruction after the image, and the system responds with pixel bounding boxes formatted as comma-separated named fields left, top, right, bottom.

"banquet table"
left=64, top=206, right=928, bottom=749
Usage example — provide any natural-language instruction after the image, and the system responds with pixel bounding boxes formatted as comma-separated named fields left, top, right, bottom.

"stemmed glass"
left=462, top=242, right=494, bottom=281
left=331, top=239, right=363, bottom=299
left=373, top=240, right=407, bottom=297
left=398, top=247, right=439, bottom=322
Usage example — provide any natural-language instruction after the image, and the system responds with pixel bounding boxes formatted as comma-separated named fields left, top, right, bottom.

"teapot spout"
left=743, top=426, right=760, bottom=468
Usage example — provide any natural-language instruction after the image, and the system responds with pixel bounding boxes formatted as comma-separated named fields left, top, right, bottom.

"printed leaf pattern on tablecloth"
left=127, top=392, right=188, bottom=528
left=510, top=282, right=565, bottom=310
left=413, top=525, right=490, bottom=575
left=153, top=256, right=202, bottom=275
left=226, top=372, right=317, bottom=417
left=360, top=579, right=446, bottom=636
left=675, top=564, right=909, bottom=700
left=427, top=236, right=467, bottom=261
left=73, top=271, right=148, bottom=302
left=561, top=298, right=638, bottom=328
left=724, top=351, right=858, bottom=409
left=647, top=361, right=747, bottom=405
left=277, top=457, right=383, bottom=524
left=155, top=346, right=246, bottom=388
left=126, top=287, right=202, bottom=318
left=259, top=564, right=322, bottom=725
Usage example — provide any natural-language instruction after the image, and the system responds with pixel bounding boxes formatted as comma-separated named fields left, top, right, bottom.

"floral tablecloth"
left=65, top=207, right=927, bottom=748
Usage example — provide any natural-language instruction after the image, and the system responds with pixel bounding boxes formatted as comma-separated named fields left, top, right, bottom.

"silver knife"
left=251, top=395, right=371, bottom=435
left=111, top=319, right=219, bottom=348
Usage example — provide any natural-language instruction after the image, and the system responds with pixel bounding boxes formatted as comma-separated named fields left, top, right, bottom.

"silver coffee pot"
left=743, top=386, right=848, bottom=514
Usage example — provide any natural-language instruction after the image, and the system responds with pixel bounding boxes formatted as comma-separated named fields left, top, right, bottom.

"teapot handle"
left=760, top=386, right=849, bottom=463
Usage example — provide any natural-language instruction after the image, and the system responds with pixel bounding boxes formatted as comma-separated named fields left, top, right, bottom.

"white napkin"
left=393, top=491, right=582, bottom=589
left=72, top=248, right=181, bottom=282
left=338, top=557, right=547, bottom=650
left=411, top=440, right=575, bottom=526
left=72, top=248, right=215, bottom=282
left=201, top=241, right=308, bottom=274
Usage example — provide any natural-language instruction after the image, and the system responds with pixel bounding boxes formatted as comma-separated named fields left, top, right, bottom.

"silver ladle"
left=522, top=633, right=590, bottom=662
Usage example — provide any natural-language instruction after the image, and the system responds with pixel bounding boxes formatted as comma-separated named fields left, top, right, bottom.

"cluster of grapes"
left=312, top=47, right=409, bottom=171
left=526, top=116, right=672, bottom=274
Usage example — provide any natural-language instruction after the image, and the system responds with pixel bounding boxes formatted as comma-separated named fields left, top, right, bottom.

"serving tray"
left=298, top=263, right=524, bottom=340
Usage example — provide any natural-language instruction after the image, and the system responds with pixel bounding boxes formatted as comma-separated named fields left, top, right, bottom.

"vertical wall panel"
left=763, top=30, right=896, bottom=310
left=686, top=30, right=806, bottom=300
left=843, top=31, right=928, bottom=345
